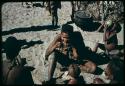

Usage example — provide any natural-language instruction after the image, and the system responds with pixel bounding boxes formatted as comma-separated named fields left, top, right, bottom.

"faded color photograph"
left=1, top=1, right=124, bottom=85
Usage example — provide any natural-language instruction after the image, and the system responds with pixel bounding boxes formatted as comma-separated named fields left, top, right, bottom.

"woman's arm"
left=110, top=23, right=116, bottom=31
left=72, top=47, right=79, bottom=60
left=96, top=22, right=105, bottom=32
left=45, top=34, right=61, bottom=60
left=106, top=31, right=117, bottom=41
left=103, top=25, right=108, bottom=42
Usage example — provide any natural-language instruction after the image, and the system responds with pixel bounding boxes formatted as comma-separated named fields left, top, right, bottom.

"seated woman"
left=44, top=24, right=97, bottom=83
left=44, top=24, right=80, bottom=82
left=94, top=19, right=119, bottom=59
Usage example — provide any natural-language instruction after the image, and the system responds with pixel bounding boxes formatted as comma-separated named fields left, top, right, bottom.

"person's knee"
left=48, top=52, right=56, bottom=61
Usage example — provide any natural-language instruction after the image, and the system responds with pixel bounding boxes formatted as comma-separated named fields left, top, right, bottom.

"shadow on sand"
left=75, top=21, right=122, bottom=33
left=2, top=25, right=60, bottom=36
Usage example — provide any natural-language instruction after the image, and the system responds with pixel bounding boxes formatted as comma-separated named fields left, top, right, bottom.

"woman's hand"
left=53, top=42, right=61, bottom=49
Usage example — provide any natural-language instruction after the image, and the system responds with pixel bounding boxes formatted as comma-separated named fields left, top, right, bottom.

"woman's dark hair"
left=108, top=58, right=124, bottom=83
left=61, top=24, right=73, bottom=34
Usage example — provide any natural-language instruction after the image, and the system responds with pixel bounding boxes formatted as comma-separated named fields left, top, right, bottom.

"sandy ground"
left=1, top=2, right=124, bottom=84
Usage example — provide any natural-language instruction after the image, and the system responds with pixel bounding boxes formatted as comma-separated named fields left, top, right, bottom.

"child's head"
left=4, top=36, right=21, bottom=61
left=68, top=64, right=81, bottom=78
left=104, top=58, right=124, bottom=83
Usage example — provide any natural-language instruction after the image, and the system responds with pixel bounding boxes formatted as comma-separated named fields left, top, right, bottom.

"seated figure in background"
left=94, top=19, right=119, bottom=59
left=62, top=64, right=85, bottom=84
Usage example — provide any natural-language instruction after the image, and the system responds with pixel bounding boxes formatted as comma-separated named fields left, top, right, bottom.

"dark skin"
left=45, top=32, right=79, bottom=81
left=93, top=78, right=105, bottom=84
left=45, top=32, right=79, bottom=61
left=67, top=64, right=80, bottom=84
left=94, top=21, right=118, bottom=52
left=45, top=32, right=96, bottom=74
left=97, top=21, right=117, bottom=42
left=103, top=23, right=117, bottom=51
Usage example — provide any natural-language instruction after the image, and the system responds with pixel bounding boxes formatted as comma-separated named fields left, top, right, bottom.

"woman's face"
left=61, top=32, right=70, bottom=43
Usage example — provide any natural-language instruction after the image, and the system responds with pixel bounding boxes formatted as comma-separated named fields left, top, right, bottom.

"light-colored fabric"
left=62, top=71, right=74, bottom=81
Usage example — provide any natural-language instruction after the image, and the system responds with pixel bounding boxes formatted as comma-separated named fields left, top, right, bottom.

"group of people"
left=2, top=19, right=123, bottom=85
left=44, top=18, right=124, bottom=84
left=2, top=1, right=124, bottom=85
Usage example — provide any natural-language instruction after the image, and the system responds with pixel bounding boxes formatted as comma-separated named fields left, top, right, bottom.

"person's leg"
left=92, top=42, right=107, bottom=53
left=98, top=43, right=106, bottom=51
left=52, top=9, right=58, bottom=27
left=92, top=41, right=106, bottom=53
left=51, top=10, right=55, bottom=26
left=55, top=9, right=58, bottom=27
left=52, top=16, right=54, bottom=26
left=56, top=52, right=70, bottom=70
left=77, top=1, right=81, bottom=10
left=48, top=52, right=57, bottom=81
left=71, top=1, right=75, bottom=21
left=42, top=1, right=45, bottom=6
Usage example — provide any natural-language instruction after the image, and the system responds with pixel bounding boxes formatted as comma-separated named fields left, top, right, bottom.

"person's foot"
left=55, top=25, right=60, bottom=28
left=52, top=24, right=60, bottom=29
left=42, top=80, right=50, bottom=84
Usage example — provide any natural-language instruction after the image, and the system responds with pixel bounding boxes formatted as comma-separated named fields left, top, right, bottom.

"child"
left=62, top=64, right=84, bottom=84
